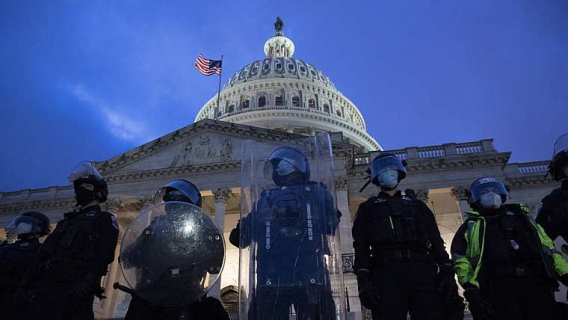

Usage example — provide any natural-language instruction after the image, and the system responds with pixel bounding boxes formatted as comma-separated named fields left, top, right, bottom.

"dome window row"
left=224, top=58, right=336, bottom=90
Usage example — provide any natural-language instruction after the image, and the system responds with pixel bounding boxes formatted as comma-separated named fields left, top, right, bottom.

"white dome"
left=195, top=19, right=380, bottom=152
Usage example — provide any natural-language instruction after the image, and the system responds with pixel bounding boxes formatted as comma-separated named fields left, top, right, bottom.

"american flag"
left=195, top=55, right=222, bottom=76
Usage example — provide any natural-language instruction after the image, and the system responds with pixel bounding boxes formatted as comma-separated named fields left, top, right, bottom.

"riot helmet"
left=469, top=177, right=509, bottom=210
left=370, top=153, right=407, bottom=189
left=69, top=161, right=108, bottom=205
left=550, top=133, right=568, bottom=181
left=154, top=179, right=203, bottom=207
left=265, top=147, right=310, bottom=186
left=5, top=211, right=51, bottom=237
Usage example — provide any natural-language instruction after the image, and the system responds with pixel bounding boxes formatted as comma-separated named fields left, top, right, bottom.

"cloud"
left=70, top=85, right=147, bottom=142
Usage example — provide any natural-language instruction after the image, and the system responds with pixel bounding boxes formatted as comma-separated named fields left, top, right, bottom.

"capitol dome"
left=195, top=17, right=380, bottom=151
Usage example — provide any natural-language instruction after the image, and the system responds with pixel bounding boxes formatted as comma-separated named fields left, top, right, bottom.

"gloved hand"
left=437, top=263, right=458, bottom=299
left=12, top=287, right=29, bottom=306
left=357, top=271, right=380, bottom=310
left=69, top=280, right=93, bottom=300
left=463, top=286, right=494, bottom=320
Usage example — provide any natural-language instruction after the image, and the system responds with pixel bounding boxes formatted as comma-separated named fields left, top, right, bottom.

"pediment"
left=95, top=120, right=351, bottom=182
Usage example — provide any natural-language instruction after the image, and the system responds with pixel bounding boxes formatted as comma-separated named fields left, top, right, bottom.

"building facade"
left=0, top=19, right=564, bottom=319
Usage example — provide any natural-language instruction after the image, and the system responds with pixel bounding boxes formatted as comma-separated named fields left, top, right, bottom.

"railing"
left=353, top=140, right=491, bottom=167
left=354, top=155, right=370, bottom=165
left=456, top=142, right=483, bottom=154
left=418, top=147, right=445, bottom=158
left=517, top=161, right=549, bottom=174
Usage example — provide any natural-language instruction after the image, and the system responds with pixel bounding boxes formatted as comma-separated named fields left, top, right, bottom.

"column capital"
left=414, top=189, right=429, bottom=202
left=451, top=186, right=469, bottom=201
left=104, top=198, right=124, bottom=214
left=335, top=177, right=349, bottom=191
left=214, top=188, right=231, bottom=204
left=138, top=195, right=154, bottom=210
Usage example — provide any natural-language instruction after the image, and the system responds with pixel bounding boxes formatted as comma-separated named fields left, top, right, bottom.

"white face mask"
left=275, top=160, right=296, bottom=176
left=480, top=192, right=502, bottom=210
left=16, top=222, right=33, bottom=235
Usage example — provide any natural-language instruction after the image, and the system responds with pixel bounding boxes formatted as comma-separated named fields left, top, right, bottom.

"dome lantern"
left=264, top=17, right=295, bottom=58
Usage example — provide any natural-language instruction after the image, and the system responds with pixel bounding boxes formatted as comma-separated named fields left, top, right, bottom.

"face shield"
left=154, top=179, right=202, bottom=207
left=551, top=133, right=568, bottom=181
left=553, top=133, right=568, bottom=158
left=5, top=215, right=43, bottom=235
left=263, top=147, right=310, bottom=186
left=370, top=155, right=407, bottom=184
left=68, top=161, right=104, bottom=183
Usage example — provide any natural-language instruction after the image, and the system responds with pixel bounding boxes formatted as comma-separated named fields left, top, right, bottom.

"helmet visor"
left=370, top=156, right=406, bottom=180
left=154, top=180, right=202, bottom=207
left=267, top=147, right=309, bottom=174
left=553, top=133, right=568, bottom=157
left=470, top=181, right=509, bottom=203
left=5, top=216, right=42, bottom=235
left=69, top=161, right=104, bottom=183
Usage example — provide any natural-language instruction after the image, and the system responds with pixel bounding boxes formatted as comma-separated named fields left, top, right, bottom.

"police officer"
left=0, top=211, right=50, bottom=320
left=537, top=133, right=568, bottom=244
left=19, top=161, right=119, bottom=320
left=451, top=177, right=568, bottom=320
left=229, top=147, right=340, bottom=320
left=352, top=153, right=457, bottom=320
left=122, top=179, right=229, bottom=320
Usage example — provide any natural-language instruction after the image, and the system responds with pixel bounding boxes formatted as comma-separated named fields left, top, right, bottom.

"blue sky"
left=1, top=1, right=567, bottom=191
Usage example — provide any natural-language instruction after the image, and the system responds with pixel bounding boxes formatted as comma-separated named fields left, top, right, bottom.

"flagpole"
left=214, top=55, right=223, bottom=120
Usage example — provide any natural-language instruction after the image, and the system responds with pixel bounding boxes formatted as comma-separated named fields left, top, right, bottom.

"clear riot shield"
left=119, top=202, right=225, bottom=306
left=239, top=133, right=346, bottom=320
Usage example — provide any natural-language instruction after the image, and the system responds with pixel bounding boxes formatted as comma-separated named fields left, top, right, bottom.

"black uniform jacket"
left=352, top=190, right=449, bottom=274
left=536, top=179, right=568, bottom=242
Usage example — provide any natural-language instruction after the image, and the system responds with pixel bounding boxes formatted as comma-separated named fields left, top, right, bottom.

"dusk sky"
left=1, top=1, right=567, bottom=192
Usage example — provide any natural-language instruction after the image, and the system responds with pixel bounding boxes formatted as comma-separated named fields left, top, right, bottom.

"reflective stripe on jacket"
left=453, top=204, right=568, bottom=288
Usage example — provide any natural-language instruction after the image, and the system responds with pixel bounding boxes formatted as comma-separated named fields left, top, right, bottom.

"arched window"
left=228, top=105, right=235, bottom=113
left=243, top=99, right=250, bottom=109
left=308, top=99, right=315, bottom=108
left=323, top=104, right=330, bottom=113
left=336, top=109, right=342, bottom=117
left=275, top=95, right=283, bottom=106
left=292, top=96, right=300, bottom=107
left=258, top=96, right=266, bottom=107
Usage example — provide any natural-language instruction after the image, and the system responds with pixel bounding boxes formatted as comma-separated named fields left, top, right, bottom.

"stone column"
left=209, top=188, right=230, bottom=298
left=101, top=231, right=124, bottom=318
left=451, top=186, right=470, bottom=223
left=335, top=177, right=353, bottom=254
left=100, top=198, right=124, bottom=318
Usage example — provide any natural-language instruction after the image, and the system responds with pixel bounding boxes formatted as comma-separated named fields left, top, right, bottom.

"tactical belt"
left=373, top=248, right=430, bottom=263
left=491, top=265, right=544, bottom=279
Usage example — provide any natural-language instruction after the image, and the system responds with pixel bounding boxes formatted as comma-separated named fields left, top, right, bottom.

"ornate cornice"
left=223, top=109, right=379, bottom=150
left=505, top=176, right=558, bottom=189
left=0, top=198, right=74, bottom=214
